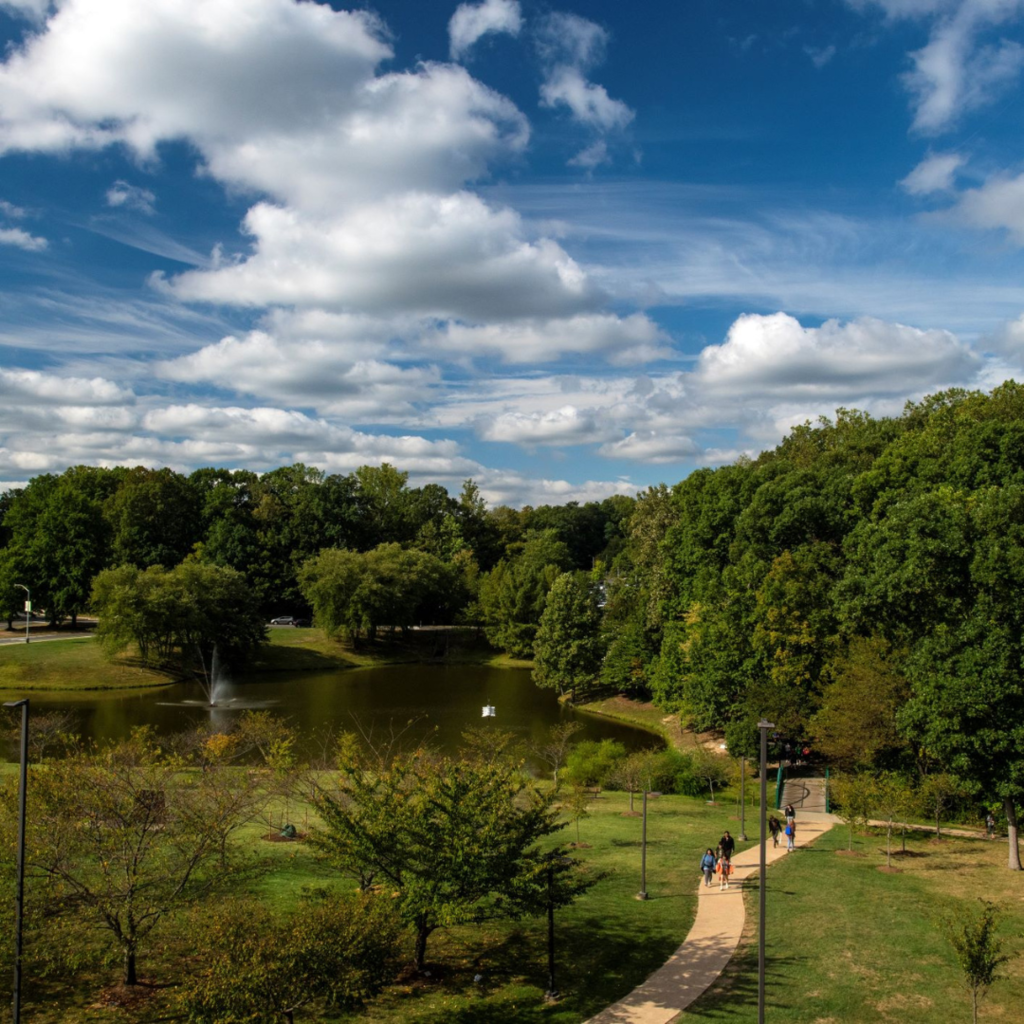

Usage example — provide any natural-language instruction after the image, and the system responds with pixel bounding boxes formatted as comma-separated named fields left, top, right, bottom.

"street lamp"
left=637, top=788, right=649, bottom=900
left=4, top=698, right=29, bottom=1024
left=14, top=584, right=30, bottom=644
left=739, top=755, right=748, bottom=841
left=758, top=719, right=775, bottom=1024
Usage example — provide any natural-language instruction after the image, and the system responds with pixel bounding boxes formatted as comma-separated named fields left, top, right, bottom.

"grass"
left=12, top=787, right=755, bottom=1023
left=685, top=825, right=1024, bottom=1022
left=0, top=637, right=172, bottom=693
left=1, top=627, right=530, bottom=695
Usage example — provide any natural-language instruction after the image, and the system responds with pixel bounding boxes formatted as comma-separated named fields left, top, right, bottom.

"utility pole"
left=4, top=698, right=29, bottom=1024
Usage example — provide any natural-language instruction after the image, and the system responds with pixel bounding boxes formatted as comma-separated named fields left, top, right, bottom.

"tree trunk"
left=124, top=947, right=138, bottom=986
left=1003, top=796, right=1021, bottom=870
left=414, top=921, right=432, bottom=971
left=972, top=986, right=978, bottom=1024
left=71, top=610, right=78, bottom=628
left=886, top=822, right=892, bottom=868
left=629, top=789, right=634, bottom=812
left=935, top=808, right=941, bottom=839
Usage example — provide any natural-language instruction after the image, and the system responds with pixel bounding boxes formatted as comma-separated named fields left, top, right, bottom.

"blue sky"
left=2, top=0, right=1024, bottom=505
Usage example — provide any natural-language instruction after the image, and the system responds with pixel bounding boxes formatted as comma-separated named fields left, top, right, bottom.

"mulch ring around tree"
left=91, top=980, right=165, bottom=1011
left=261, top=830, right=308, bottom=842
left=877, top=865, right=903, bottom=874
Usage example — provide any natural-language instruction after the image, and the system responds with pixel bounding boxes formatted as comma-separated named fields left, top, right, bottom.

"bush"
left=563, top=739, right=627, bottom=788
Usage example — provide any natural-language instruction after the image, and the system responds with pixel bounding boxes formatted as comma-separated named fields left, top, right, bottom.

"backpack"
left=784, top=825, right=793, bottom=836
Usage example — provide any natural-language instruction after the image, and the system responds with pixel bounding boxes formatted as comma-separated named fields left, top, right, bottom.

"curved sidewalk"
left=586, top=810, right=837, bottom=1024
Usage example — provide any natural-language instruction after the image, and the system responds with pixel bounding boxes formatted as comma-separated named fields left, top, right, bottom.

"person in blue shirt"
left=700, top=848, right=716, bottom=887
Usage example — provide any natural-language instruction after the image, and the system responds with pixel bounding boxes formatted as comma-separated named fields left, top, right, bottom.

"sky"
left=1, top=0, right=1024, bottom=506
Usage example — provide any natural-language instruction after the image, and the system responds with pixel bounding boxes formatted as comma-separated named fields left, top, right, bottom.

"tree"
left=830, top=772, right=877, bottom=852
left=945, top=901, right=1011, bottom=1024
left=91, top=559, right=266, bottom=675
left=180, top=893, right=400, bottom=1023
left=311, top=748, right=565, bottom=970
left=565, top=784, right=592, bottom=847
left=534, top=721, right=582, bottom=787
left=873, top=771, right=915, bottom=867
left=20, top=730, right=266, bottom=986
left=611, top=749, right=664, bottom=813
left=533, top=571, right=604, bottom=698
left=919, top=772, right=970, bottom=839
left=563, top=739, right=626, bottom=790
left=690, top=746, right=732, bottom=804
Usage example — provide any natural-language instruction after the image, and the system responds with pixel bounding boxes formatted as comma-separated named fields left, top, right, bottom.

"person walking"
left=716, top=851, right=732, bottom=890
left=768, top=815, right=781, bottom=848
left=719, top=830, right=736, bottom=861
left=785, top=818, right=796, bottom=851
left=701, top=848, right=716, bottom=887
left=784, top=803, right=795, bottom=825
left=986, top=811, right=996, bottom=839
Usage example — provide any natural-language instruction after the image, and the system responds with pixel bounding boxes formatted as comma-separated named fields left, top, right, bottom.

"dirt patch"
left=91, top=980, right=162, bottom=1010
left=621, top=811, right=642, bottom=817
left=261, top=830, right=308, bottom=842
left=569, top=842, right=592, bottom=849
left=874, top=992, right=934, bottom=1012
left=877, top=865, right=903, bottom=874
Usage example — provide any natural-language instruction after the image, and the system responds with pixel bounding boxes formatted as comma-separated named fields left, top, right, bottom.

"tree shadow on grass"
left=682, top=949, right=809, bottom=1018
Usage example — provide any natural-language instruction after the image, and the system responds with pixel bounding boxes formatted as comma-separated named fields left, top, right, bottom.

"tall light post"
left=637, top=788, right=648, bottom=900
left=4, top=698, right=29, bottom=1024
left=14, top=584, right=30, bottom=644
left=739, top=756, right=748, bottom=841
left=758, top=719, right=775, bottom=1024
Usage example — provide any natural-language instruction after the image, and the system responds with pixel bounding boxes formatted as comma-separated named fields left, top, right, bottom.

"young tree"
left=611, top=749, right=664, bottom=813
left=311, top=750, right=565, bottom=970
left=22, top=730, right=266, bottom=986
left=534, top=721, right=582, bottom=787
left=565, top=783, right=592, bottom=847
left=830, top=772, right=877, bottom=852
left=945, top=901, right=1011, bottom=1024
left=690, top=746, right=732, bottom=804
left=533, top=571, right=604, bottom=699
left=873, top=771, right=915, bottom=867
left=180, top=893, right=401, bottom=1023
left=919, top=772, right=970, bottom=840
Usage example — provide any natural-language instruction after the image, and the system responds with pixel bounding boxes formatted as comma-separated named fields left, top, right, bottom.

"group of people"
left=699, top=804, right=800, bottom=891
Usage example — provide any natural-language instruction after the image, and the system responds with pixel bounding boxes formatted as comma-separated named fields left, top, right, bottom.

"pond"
left=5, top=664, right=660, bottom=765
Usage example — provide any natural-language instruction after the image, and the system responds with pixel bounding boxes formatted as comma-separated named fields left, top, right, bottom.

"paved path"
left=0, top=632, right=93, bottom=646
left=780, top=772, right=827, bottom=814
left=585, top=810, right=837, bottom=1024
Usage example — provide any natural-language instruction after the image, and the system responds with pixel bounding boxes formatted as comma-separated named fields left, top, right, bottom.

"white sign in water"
left=481, top=705, right=496, bottom=718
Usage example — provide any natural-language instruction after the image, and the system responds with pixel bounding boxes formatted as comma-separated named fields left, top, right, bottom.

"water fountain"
left=157, top=644, right=277, bottom=712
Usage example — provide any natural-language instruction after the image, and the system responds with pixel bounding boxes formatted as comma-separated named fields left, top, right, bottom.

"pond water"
left=5, top=665, right=659, bottom=764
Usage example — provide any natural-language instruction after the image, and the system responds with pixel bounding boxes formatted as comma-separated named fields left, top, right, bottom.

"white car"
left=269, top=615, right=296, bottom=626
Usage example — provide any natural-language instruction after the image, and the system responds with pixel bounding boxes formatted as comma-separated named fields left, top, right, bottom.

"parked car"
left=291, top=618, right=311, bottom=628
left=269, top=616, right=296, bottom=626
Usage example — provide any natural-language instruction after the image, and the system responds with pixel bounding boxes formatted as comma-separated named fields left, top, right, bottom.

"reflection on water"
left=2, top=665, right=659, bottom=762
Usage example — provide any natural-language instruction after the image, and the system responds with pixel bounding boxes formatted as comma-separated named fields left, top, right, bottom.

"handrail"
left=774, top=763, right=785, bottom=809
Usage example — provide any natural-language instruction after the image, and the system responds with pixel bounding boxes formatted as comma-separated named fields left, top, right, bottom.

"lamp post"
left=637, top=788, right=648, bottom=900
left=14, top=584, right=30, bottom=644
left=4, top=698, right=29, bottom=1024
left=757, top=719, right=775, bottom=1024
left=739, top=756, right=748, bottom=841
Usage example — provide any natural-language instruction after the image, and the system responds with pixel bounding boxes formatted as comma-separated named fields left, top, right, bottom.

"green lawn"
left=685, top=825, right=1024, bottom=1022
left=13, top=787, right=754, bottom=1023
left=0, top=637, right=172, bottom=692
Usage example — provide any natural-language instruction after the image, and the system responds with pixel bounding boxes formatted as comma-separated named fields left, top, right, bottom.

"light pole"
left=739, top=755, right=748, bottom=841
left=637, top=788, right=648, bottom=900
left=758, top=719, right=775, bottom=1024
left=4, top=698, right=29, bottom=1024
left=14, top=584, right=30, bottom=644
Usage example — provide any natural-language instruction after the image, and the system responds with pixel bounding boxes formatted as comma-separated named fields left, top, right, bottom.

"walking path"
left=586, top=809, right=837, bottom=1024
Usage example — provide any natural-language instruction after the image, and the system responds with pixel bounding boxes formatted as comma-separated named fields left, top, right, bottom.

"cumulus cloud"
left=945, top=171, right=1024, bottom=241
left=160, top=193, right=600, bottom=320
left=449, top=0, right=521, bottom=60
left=106, top=180, right=156, bottom=214
left=0, top=367, right=133, bottom=406
left=481, top=404, right=612, bottom=445
left=158, top=329, right=438, bottom=417
left=0, top=226, right=46, bottom=251
left=0, top=199, right=25, bottom=218
left=540, top=68, right=633, bottom=132
left=598, top=431, right=699, bottom=463
left=694, top=312, right=978, bottom=396
left=0, top=1, right=527, bottom=212
left=429, top=313, right=671, bottom=364
left=900, top=150, right=965, bottom=193
left=535, top=12, right=609, bottom=69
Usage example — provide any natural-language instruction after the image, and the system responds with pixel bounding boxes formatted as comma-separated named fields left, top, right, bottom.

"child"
left=716, top=852, right=732, bottom=890
left=701, top=848, right=716, bottom=887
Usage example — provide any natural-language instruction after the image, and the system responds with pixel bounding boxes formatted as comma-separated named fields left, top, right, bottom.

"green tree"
left=533, top=571, right=604, bottom=698
left=180, top=894, right=400, bottom=1023
left=563, top=739, right=626, bottom=790
left=311, top=749, right=565, bottom=970
left=919, top=772, right=971, bottom=839
left=873, top=771, right=915, bottom=867
left=945, top=901, right=1011, bottom=1024
left=830, top=772, right=877, bottom=852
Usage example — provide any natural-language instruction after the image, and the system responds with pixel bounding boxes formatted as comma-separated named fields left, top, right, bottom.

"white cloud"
left=900, top=150, right=965, bottom=192
left=158, top=329, right=438, bottom=417
left=540, top=67, right=634, bottom=132
left=449, top=0, right=521, bottom=60
left=0, top=367, right=133, bottom=406
left=0, top=226, right=46, bottom=251
left=106, top=180, right=156, bottom=214
left=0, top=0, right=528, bottom=212
left=481, top=404, right=612, bottom=445
left=694, top=312, right=978, bottom=397
left=598, top=431, right=699, bottom=463
left=0, top=199, right=26, bottom=218
left=160, top=193, right=600, bottom=320
left=535, top=12, right=609, bottom=69
left=805, top=44, right=837, bottom=68
left=568, top=140, right=610, bottom=169
left=428, top=313, right=671, bottom=365
left=946, top=171, right=1024, bottom=240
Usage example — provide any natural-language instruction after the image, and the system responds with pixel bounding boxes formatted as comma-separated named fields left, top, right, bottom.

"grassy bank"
left=576, top=695, right=713, bottom=754
left=0, top=627, right=526, bottom=695
left=17, top=787, right=753, bottom=1023
left=687, top=825, right=1024, bottom=1022
left=0, top=637, right=173, bottom=692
